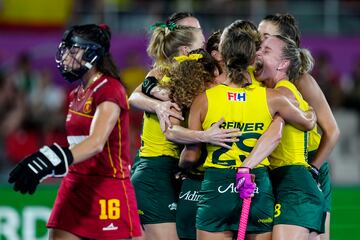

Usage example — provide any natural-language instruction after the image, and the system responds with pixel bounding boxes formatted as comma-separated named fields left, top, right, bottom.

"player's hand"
left=155, top=101, right=184, bottom=131
left=202, top=117, right=240, bottom=149
left=235, top=167, right=256, bottom=199
left=8, top=143, right=73, bottom=195
left=174, top=171, right=187, bottom=182
left=309, top=163, right=320, bottom=183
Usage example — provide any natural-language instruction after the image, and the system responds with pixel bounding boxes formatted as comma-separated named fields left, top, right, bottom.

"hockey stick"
left=237, top=197, right=252, bottom=240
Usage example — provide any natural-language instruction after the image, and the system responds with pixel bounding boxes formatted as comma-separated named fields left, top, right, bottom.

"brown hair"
left=71, top=24, right=121, bottom=81
left=220, top=20, right=260, bottom=85
left=263, top=13, right=301, bottom=47
left=206, top=30, right=222, bottom=53
left=162, top=49, right=217, bottom=109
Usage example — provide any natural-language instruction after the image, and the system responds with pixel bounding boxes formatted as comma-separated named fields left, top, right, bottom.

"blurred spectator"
left=13, top=52, right=40, bottom=98
left=1, top=54, right=67, bottom=166
left=29, top=69, right=66, bottom=129
left=0, top=72, right=26, bottom=137
left=0, top=72, right=28, bottom=169
left=312, top=51, right=345, bottom=108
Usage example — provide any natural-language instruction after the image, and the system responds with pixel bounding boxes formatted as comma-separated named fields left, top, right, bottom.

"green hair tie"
left=166, top=22, right=177, bottom=31
left=150, top=21, right=177, bottom=31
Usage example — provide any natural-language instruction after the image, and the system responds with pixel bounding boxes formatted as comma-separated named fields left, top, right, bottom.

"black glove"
left=8, top=143, right=73, bottom=195
left=309, top=163, right=320, bottom=183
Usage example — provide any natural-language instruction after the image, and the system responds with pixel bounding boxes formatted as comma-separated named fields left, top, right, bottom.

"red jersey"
left=65, top=75, right=131, bottom=179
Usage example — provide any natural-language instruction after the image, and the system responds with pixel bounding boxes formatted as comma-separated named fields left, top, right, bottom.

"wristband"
left=142, top=76, right=158, bottom=97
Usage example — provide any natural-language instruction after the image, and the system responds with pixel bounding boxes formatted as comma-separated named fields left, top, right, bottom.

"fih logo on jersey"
left=227, top=92, right=246, bottom=102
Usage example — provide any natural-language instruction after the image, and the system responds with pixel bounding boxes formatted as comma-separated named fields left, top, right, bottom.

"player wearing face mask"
left=8, top=24, right=141, bottom=240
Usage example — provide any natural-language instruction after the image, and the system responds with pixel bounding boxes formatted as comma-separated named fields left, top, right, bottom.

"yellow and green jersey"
left=308, top=125, right=321, bottom=152
left=139, top=75, right=180, bottom=158
left=202, top=84, right=272, bottom=169
left=269, top=80, right=311, bottom=169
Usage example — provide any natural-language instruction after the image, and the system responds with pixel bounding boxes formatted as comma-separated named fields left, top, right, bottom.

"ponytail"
left=147, top=24, right=201, bottom=67
left=275, top=35, right=314, bottom=81
left=221, top=21, right=258, bottom=85
left=299, top=48, right=314, bottom=75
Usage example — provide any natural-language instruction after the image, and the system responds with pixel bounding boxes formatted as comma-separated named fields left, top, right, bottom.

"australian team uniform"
left=176, top=145, right=206, bottom=240
left=47, top=75, right=141, bottom=239
left=308, top=124, right=332, bottom=212
left=269, top=80, right=325, bottom=233
left=196, top=84, right=274, bottom=234
left=131, top=76, right=180, bottom=225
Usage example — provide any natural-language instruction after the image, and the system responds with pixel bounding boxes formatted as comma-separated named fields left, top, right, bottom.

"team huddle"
left=8, top=11, right=339, bottom=240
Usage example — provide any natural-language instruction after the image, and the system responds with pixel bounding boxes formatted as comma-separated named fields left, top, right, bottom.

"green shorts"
left=176, top=177, right=203, bottom=240
left=270, top=165, right=326, bottom=233
left=131, top=156, right=178, bottom=224
left=130, top=151, right=141, bottom=176
left=308, top=151, right=332, bottom=212
left=196, top=167, right=274, bottom=234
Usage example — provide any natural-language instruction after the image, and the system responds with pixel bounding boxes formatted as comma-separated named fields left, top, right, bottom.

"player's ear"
left=278, top=59, right=290, bottom=71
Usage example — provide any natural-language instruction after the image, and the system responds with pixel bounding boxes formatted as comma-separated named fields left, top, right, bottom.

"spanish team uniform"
left=269, top=80, right=325, bottom=233
left=196, top=84, right=274, bottom=234
left=308, top=125, right=332, bottom=212
left=47, top=75, right=141, bottom=239
left=131, top=76, right=180, bottom=224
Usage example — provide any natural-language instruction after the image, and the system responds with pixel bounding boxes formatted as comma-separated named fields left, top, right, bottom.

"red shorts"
left=47, top=173, right=141, bottom=239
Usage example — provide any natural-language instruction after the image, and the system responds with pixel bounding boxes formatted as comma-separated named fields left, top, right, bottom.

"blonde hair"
left=147, top=25, right=201, bottom=67
left=275, top=35, right=314, bottom=81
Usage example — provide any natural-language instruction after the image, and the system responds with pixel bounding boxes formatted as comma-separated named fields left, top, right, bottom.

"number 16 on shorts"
left=99, top=199, right=120, bottom=220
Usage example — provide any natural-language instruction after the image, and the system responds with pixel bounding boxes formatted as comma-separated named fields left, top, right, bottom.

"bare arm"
left=128, top=68, right=174, bottom=111
left=70, top=101, right=120, bottom=164
left=150, top=85, right=171, bottom=101
left=179, top=93, right=206, bottom=169
left=267, top=89, right=316, bottom=131
left=128, top=83, right=183, bottom=130
left=128, top=83, right=181, bottom=114
left=241, top=115, right=284, bottom=169
left=296, top=73, right=340, bottom=169
left=165, top=117, right=239, bottom=149
left=128, top=83, right=163, bottom=112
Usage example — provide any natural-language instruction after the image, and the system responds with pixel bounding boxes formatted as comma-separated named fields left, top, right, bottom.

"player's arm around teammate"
left=129, top=14, right=208, bottom=240
left=255, top=33, right=325, bottom=240
left=258, top=14, right=339, bottom=240
left=179, top=24, right=316, bottom=240
left=128, top=13, right=204, bottom=130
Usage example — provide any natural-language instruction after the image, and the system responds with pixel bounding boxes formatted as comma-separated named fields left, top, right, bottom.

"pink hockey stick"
left=237, top=197, right=252, bottom=240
